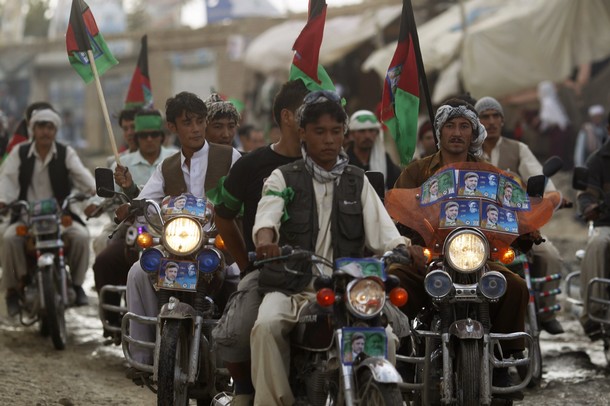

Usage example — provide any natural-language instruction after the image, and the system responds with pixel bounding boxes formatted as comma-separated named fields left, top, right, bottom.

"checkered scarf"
left=301, top=143, right=349, bottom=184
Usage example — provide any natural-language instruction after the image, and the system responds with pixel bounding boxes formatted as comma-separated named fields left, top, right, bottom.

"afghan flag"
left=381, top=0, right=420, bottom=165
left=289, top=0, right=336, bottom=92
left=125, top=35, right=153, bottom=109
left=66, top=0, right=118, bottom=84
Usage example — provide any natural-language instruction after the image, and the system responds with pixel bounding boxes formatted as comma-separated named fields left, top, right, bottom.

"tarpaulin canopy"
left=363, top=0, right=610, bottom=102
left=244, top=5, right=402, bottom=75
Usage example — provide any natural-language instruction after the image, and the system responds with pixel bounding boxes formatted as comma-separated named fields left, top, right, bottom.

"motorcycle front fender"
left=158, top=301, right=196, bottom=320
left=37, top=252, right=55, bottom=268
left=354, top=357, right=403, bottom=384
left=449, top=319, right=484, bottom=339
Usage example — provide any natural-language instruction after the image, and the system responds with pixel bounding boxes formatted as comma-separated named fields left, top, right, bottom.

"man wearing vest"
left=116, top=91, right=241, bottom=366
left=476, top=96, right=566, bottom=335
left=0, top=108, right=96, bottom=316
left=91, top=109, right=177, bottom=340
left=250, top=91, right=414, bottom=405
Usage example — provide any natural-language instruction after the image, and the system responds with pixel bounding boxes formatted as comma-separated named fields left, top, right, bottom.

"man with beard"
left=476, top=96, right=565, bottom=335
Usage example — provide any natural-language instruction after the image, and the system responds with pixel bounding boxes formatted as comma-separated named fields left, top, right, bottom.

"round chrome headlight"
left=346, top=278, right=386, bottom=319
left=163, top=217, right=202, bottom=255
left=424, top=270, right=453, bottom=299
left=479, top=271, right=507, bottom=300
left=444, top=230, right=488, bottom=273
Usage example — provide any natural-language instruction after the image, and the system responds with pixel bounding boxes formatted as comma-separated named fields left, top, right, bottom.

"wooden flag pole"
left=87, top=49, right=121, bottom=166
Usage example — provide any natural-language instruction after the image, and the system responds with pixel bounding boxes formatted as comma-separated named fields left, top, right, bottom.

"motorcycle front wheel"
left=456, top=340, right=482, bottom=406
left=357, top=369, right=403, bottom=405
left=41, top=265, right=67, bottom=350
left=158, top=319, right=190, bottom=406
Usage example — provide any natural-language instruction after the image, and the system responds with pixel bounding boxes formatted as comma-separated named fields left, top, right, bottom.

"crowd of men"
left=0, top=80, right=608, bottom=406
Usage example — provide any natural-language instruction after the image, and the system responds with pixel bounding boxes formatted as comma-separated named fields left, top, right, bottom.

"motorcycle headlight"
left=197, top=248, right=222, bottom=273
left=424, top=270, right=453, bottom=299
left=346, top=278, right=386, bottom=319
left=163, top=217, right=202, bottom=256
left=32, top=218, right=58, bottom=235
left=444, top=230, right=488, bottom=273
left=140, top=247, right=164, bottom=273
left=479, top=271, right=507, bottom=300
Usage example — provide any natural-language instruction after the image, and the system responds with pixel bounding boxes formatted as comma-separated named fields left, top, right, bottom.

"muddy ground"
left=0, top=171, right=609, bottom=405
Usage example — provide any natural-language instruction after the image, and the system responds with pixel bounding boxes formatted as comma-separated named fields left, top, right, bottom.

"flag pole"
left=405, top=0, right=436, bottom=143
left=87, top=49, right=121, bottom=166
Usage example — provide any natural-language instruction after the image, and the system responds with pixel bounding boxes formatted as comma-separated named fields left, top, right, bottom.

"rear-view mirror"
left=95, top=167, right=115, bottom=198
left=572, top=167, right=589, bottom=191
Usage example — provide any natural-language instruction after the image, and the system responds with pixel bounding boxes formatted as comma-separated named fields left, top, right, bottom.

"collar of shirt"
left=28, top=141, right=57, bottom=166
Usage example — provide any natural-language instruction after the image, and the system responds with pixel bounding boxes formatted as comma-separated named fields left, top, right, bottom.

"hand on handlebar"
left=114, top=203, right=131, bottom=224
left=255, top=243, right=282, bottom=261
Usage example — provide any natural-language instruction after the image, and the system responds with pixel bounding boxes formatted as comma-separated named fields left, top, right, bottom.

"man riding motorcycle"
left=115, top=91, right=241, bottom=369
left=0, top=108, right=96, bottom=315
left=91, top=109, right=177, bottom=339
left=577, top=111, right=610, bottom=337
left=391, top=98, right=530, bottom=395
left=476, top=96, right=567, bottom=335
left=248, top=90, right=419, bottom=405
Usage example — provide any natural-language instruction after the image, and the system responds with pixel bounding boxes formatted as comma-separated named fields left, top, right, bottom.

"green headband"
left=135, top=114, right=163, bottom=133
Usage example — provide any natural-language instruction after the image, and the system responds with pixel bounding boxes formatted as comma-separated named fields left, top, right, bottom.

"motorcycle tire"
left=157, top=319, right=190, bottom=406
left=357, top=369, right=403, bottom=406
left=42, top=265, right=67, bottom=350
left=456, top=340, right=482, bottom=406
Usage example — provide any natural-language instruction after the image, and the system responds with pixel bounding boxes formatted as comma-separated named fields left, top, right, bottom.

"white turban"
left=434, top=104, right=487, bottom=157
left=349, top=110, right=387, bottom=179
left=28, top=108, right=62, bottom=137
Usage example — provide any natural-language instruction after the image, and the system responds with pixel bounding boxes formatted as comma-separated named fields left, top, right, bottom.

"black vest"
left=278, top=160, right=365, bottom=259
left=18, top=142, right=72, bottom=203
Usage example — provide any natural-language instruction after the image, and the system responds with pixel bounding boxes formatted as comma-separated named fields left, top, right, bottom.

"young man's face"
left=206, top=117, right=237, bottom=146
left=419, top=129, right=437, bottom=156
left=504, top=187, right=513, bottom=200
left=430, top=181, right=439, bottom=195
left=33, top=122, right=57, bottom=148
left=120, top=118, right=137, bottom=151
left=478, top=109, right=503, bottom=141
left=136, top=132, right=163, bottom=157
left=299, top=113, right=345, bottom=171
left=350, top=128, right=379, bottom=151
left=168, top=111, right=206, bottom=154
left=439, top=117, right=473, bottom=156
left=248, top=130, right=266, bottom=151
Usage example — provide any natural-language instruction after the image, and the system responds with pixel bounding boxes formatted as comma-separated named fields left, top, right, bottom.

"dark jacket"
left=578, top=139, right=610, bottom=227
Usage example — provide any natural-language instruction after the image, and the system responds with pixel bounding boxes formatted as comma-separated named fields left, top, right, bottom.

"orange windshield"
left=386, top=162, right=560, bottom=256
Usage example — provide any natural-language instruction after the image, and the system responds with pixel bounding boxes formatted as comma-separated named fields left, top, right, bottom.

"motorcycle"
left=565, top=165, right=610, bottom=364
left=249, top=246, right=410, bottom=406
left=385, top=161, right=562, bottom=405
left=3, top=192, right=89, bottom=350
left=95, top=167, right=233, bottom=405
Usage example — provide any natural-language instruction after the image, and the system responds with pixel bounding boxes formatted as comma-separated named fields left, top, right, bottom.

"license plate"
left=341, top=327, right=387, bottom=365
left=157, top=259, right=198, bottom=291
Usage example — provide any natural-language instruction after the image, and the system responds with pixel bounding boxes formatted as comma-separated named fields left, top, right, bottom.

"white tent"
left=363, top=0, right=610, bottom=102
left=244, top=5, right=402, bottom=75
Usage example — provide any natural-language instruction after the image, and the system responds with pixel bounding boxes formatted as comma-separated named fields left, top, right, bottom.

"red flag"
left=66, top=0, right=118, bottom=83
left=125, top=35, right=153, bottom=109
left=289, top=0, right=336, bottom=92
left=380, top=0, right=420, bottom=165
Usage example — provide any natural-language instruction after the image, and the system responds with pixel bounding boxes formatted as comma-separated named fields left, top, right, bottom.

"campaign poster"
left=420, top=169, right=456, bottom=205
left=456, top=170, right=499, bottom=200
left=158, top=259, right=198, bottom=291
left=497, top=176, right=530, bottom=211
left=335, top=257, right=385, bottom=280
left=480, top=202, right=518, bottom=234
left=439, top=200, right=479, bottom=228
left=341, top=327, right=387, bottom=365
left=162, top=193, right=212, bottom=218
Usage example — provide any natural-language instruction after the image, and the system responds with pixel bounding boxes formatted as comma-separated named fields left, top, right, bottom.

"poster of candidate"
left=421, top=169, right=456, bottom=205
left=439, top=200, right=480, bottom=228
left=497, top=176, right=530, bottom=210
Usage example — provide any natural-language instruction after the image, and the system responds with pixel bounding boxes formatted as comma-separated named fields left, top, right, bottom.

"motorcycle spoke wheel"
left=456, top=340, right=481, bottom=406
left=357, top=369, right=403, bottom=406
left=157, top=320, right=190, bottom=406
left=42, top=266, right=67, bottom=350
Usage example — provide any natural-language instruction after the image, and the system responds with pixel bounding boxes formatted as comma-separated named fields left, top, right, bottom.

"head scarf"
left=349, top=110, right=387, bottom=179
left=28, top=108, right=62, bottom=138
left=537, top=81, right=569, bottom=131
left=434, top=104, right=487, bottom=157
left=205, top=93, right=241, bottom=123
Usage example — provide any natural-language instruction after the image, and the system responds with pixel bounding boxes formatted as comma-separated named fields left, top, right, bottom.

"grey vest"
left=278, top=160, right=365, bottom=259
left=496, top=138, right=521, bottom=174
